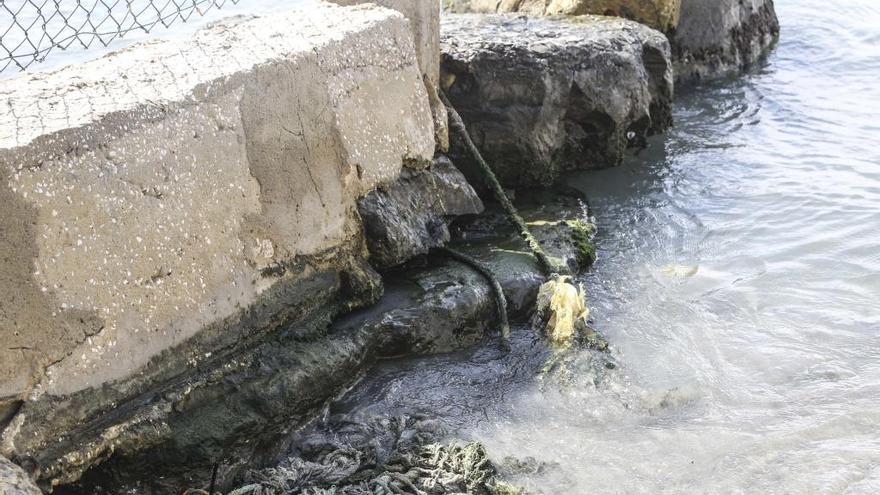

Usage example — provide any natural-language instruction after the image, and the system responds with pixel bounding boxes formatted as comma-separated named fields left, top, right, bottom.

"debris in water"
left=225, top=414, right=523, bottom=495
left=535, top=275, right=589, bottom=347
left=660, top=264, right=700, bottom=277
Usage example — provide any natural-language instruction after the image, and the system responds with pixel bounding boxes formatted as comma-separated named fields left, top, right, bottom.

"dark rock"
left=54, top=193, right=593, bottom=493
left=442, top=0, right=780, bottom=83
left=674, top=0, right=780, bottom=83
left=359, top=156, right=484, bottom=269
left=452, top=188, right=597, bottom=274
left=440, top=14, right=674, bottom=189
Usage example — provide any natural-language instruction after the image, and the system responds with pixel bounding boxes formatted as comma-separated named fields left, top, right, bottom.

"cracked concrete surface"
left=0, top=0, right=434, bottom=473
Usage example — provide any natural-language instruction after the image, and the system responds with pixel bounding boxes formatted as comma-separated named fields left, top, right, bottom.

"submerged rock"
left=0, top=456, right=40, bottom=495
left=441, top=14, right=673, bottom=188
left=359, top=155, right=484, bottom=269
left=443, top=0, right=779, bottom=83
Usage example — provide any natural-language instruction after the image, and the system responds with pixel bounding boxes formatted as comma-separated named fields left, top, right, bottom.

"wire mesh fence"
left=0, top=0, right=242, bottom=73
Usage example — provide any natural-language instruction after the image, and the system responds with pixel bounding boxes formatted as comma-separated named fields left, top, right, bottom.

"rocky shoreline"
left=0, top=0, right=778, bottom=493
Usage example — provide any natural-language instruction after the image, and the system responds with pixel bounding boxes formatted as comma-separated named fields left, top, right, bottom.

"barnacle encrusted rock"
left=441, top=14, right=673, bottom=188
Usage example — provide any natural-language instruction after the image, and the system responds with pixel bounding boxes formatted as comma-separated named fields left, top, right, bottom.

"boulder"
left=443, top=0, right=779, bottom=82
left=441, top=14, right=673, bottom=188
left=0, top=3, right=434, bottom=488
left=445, top=0, right=681, bottom=33
left=358, top=155, right=484, bottom=269
left=674, top=0, right=779, bottom=82
left=0, top=456, right=40, bottom=495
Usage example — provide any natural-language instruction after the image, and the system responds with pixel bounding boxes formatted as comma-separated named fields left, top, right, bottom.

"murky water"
left=322, top=1, right=880, bottom=493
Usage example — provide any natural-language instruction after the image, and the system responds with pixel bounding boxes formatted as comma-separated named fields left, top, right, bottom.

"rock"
left=452, top=188, right=597, bottom=274
left=0, top=456, right=40, bottom=495
left=441, top=14, right=673, bottom=188
left=443, top=0, right=779, bottom=82
left=329, top=0, right=450, bottom=150
left=57, top=191, right=592, bottom=493
left=674, top=0, right=779, bottom=82
left=358, top=155, right=484, bottom=269
left=0, top=3, right=434, bottom=488
left=446, top=0, right=680, bottom=33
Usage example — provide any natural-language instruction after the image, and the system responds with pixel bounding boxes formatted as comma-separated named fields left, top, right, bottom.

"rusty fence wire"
left=0, top=0, right=242, bottom=73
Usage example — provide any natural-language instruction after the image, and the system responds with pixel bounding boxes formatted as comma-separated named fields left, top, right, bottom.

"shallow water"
left=324, top=0, right=880, bottom=493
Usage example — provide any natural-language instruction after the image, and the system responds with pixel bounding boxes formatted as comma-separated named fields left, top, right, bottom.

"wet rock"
left=441, top=14, right=673, bottom=188
left=59, top=191, right=592, bottom=493
left=443, top=0, right=779, bottom=83
left=452, top=189, right=597, bottom=274
left=0, top=456, right=40, bottom=495
left=674, top=0, right=779, bottom=83
left=359, top=156, right=484, bottom=269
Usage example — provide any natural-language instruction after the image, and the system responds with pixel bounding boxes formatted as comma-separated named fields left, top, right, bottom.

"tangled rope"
left=224, top=415, right=521, bottom=495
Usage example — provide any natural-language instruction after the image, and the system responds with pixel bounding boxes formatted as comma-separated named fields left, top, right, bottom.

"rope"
left=439, top=90, right=563, bottom=277
left=433, top=247, right=510, bottom=342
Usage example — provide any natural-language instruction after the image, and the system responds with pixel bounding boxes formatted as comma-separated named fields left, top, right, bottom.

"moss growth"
left=565, top=219, right=597, bottom=268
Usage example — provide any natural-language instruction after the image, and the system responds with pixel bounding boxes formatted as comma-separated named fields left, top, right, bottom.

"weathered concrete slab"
left=330, top=0, right=450, bottom=150
left=441, top=14, right=673, bottom=188
left=51, top=189, right=596, bottom=493
left=443, top=0, right=779, bottom=82
left=0, top=2, right=435, bottom=487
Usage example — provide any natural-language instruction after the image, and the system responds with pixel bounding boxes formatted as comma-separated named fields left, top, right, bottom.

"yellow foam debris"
left=536, top=275, right=590, bottom=346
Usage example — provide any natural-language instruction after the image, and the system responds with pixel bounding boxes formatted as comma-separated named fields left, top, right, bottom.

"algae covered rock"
left=441, top=14, right=673, bottom=188
left=452, top=189, right=598, bottom=274
left=359, top=155, right=484, bottom=269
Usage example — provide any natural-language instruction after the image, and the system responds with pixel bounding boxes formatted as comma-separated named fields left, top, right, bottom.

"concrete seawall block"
left=0, top=2, right=434, bottom=485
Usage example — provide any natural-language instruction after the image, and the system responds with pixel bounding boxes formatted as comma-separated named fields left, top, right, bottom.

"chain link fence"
left=1, top=0, right=242, bottom=73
